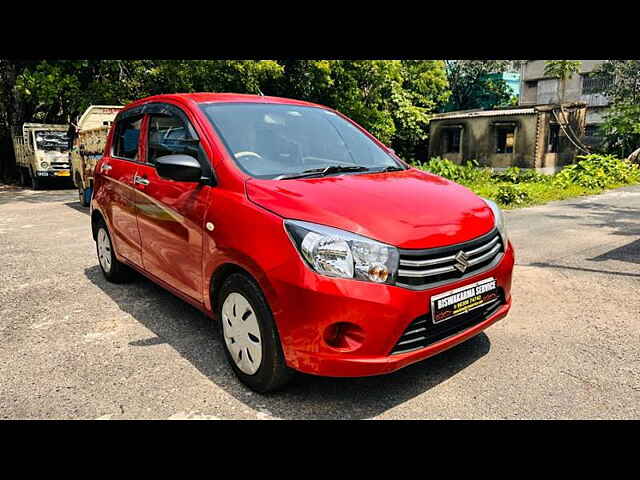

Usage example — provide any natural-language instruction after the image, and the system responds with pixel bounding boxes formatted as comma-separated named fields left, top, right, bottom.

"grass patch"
left=413, top=155, right=640, bottom=209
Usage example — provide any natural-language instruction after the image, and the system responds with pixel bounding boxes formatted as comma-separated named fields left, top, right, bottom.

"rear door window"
left=113, top=116, right=143, bottom=160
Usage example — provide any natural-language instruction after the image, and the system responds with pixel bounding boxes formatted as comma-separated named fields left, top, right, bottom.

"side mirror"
left=156, top=154, right=202, bottom=182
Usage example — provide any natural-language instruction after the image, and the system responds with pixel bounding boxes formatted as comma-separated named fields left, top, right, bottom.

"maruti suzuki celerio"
left=90, top=93, right=515, bottom=392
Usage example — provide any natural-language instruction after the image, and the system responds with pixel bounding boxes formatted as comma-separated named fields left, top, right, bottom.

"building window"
left=526, top=80, right=538, bottom=89
left=442, top=127, right=462, bottom=153
left=582, top=74, right=610, bottom=95
left=495, top=126, right=515, bottom=154
left=548, top=124, right=560, bottom=153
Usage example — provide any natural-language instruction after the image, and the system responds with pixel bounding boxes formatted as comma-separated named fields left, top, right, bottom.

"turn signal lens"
left=367, top=263, right=389, bottom=283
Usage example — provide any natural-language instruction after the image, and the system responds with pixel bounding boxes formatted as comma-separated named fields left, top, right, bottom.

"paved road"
left=1, top=184, right=639, bottom=419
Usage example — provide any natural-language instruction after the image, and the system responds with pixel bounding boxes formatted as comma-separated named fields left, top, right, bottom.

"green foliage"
left=543, top=60, right=582, bottom=80
left=589, top=61, right=640, bottom=158
left=598, top=102, right=640, bottom=158
left=495, top=184, right=531, bottom=206
left=1, top=59, right=451, bottom=173
left=591, top=60, right=640, bottom=105
left=414, top=154, right=639, bottom=208
left=553, top=154, right=640, bottom=189
left=443, top=60, right=514, bottom=112
left=492, top=166, right=550, bottom=184
left=416, top=157, right=493, bottom=184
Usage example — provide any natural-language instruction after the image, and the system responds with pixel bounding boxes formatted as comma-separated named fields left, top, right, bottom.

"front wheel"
left=95, top=221, right=132, bottom=283
left=30, top=171, right=41, bottom=190
left=218, top=273, right=294, bottom=393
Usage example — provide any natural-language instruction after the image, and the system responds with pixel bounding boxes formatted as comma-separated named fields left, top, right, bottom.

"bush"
left=553, top=154, right=640, bottom=189
left=412, top=154, right=639, bottom=209
left=417, top=157, right=493, bottom=185
left=495, top=184, right=531, bottom=206
left=493, top=166, right=550, bottom=184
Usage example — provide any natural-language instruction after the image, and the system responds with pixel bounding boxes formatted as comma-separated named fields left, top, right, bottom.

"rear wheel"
left=78, top=178, right=89, bottom=206
left=218, top=273, right=294, bottom=393
left=95, top=221, right=132, bottom=283
left=18, top=168, right=26, bottom=186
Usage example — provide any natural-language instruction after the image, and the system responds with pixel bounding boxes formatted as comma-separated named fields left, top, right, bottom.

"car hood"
left=245, top=168, right=495, bottom=249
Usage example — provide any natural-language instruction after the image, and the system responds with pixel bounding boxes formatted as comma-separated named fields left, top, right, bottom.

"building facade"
left=519, top=60, right=610, bottom=147
left=428, top=103, right=587, bottom=173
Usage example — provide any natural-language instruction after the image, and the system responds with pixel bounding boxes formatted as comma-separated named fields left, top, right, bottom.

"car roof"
left=124, top=93, right=328, bottom=111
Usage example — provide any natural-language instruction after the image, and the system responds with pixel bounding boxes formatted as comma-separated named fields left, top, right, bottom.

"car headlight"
left=284, top=219, right=399, bottom=284
left=483, top=198, right=509, bottom=246
left=40, top=162, right=49, bottom=169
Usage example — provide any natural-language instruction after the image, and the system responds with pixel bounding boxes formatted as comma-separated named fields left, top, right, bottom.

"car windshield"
left=34, top=130, right=70, bottom=151
left=200, top=103, right=402, bottom=179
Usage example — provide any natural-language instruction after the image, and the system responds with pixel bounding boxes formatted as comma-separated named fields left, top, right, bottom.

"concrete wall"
left=428, top=106, right=588, bottom=171
left=520, top=60, right=609, bottom=108
left=429, top=113, right=539, bottom=168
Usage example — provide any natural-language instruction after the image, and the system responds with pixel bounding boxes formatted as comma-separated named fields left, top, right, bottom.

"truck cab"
left=12, top=123, right=72, bottom=189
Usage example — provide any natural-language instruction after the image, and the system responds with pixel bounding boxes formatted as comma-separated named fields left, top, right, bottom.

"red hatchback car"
left=90, top=93, right=514, bottom=392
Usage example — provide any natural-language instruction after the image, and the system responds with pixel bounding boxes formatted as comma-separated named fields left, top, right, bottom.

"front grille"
left=50, top=162, right=70, bottom=170
left=390, top=288, right=504, bottom=355
left=395, top=228, right=504, bottom=290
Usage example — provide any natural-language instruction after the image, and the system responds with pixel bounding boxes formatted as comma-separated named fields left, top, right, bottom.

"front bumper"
left=272, top=241, right=515, bottom=377
left=36, top=169, right=71, bottom=177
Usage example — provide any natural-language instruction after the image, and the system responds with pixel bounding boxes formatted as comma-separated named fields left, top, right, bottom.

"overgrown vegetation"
left=415, top=155, right=640, bottom=209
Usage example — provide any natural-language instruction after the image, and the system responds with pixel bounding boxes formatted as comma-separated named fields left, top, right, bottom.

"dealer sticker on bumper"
left=430, top=277, right=498, bottom=324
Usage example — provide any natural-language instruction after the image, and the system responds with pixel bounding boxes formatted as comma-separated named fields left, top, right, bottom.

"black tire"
left=217, top=273, right=294, bottom=393
left=95, top=220, right=133, bottom=284
left=19, top=168, right=26, bottom=186
left=30, top=170, right=41, bottom=190
left=78, top=179, right=89, bottom=207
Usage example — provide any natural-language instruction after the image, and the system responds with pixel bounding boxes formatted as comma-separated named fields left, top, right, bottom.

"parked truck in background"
left=12, top=123, right=73, bottom=190
left=70, top=105, right=122, bottom=206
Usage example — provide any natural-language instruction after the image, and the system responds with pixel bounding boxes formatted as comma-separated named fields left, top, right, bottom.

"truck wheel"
left=78, top=182, right=89, bottom=207
left=95, top=220, right=133, bottom=284
left=19, top=169, right=26, bottom=186
left=30, top=171, right=41, bottom=190
left=218, top=273, right=294, bottom=393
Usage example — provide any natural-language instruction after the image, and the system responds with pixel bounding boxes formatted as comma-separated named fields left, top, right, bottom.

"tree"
left=598, top=102, right=640, bottom=158
left=590, top=60, right=640, bottom=157
left=0, top=59, right=452, bottom=180
left=543, top=60, right=582, bottom=104
left=270, top=60, right=450, bottom=159
left=443, top=60, right=513, bottom=111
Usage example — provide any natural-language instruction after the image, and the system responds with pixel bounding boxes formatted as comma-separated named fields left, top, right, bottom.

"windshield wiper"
left=376, top=165, right=405, bottom=172
left=276, top=165, right=369, bottom=180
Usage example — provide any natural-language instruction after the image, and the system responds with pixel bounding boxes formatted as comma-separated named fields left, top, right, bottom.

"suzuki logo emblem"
left=454, top=250, right=470, bottom=273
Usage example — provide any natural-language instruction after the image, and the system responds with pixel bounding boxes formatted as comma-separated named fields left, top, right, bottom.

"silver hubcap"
left=221, top=292, right=262, bottom=375
left=97, top=228, right=112, bottom=273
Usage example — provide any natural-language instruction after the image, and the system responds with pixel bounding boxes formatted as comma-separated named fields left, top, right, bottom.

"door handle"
left=101, top=164, right=112, bottom=171
left=134, top=175, right=150, bottom=186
